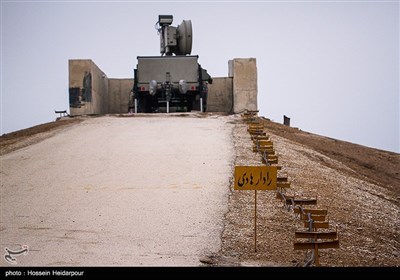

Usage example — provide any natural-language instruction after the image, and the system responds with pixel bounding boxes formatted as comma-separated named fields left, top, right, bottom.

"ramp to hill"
left=0, top=114, right=234, bottom=266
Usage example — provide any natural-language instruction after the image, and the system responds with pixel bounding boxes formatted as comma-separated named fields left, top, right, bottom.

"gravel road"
left=0, top=114, right=234, bottom=266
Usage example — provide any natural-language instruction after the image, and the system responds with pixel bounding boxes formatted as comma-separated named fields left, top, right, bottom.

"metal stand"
left=134, top=99, right=138, bottom=114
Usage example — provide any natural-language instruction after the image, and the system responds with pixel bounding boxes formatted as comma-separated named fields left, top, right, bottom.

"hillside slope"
left=216, top=116, right=399, bottom=267
left=260, top=117, right=399, bottom=197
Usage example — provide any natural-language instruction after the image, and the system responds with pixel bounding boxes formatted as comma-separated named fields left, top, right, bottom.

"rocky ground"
left=209, top=115, right=399, bottom=267
left=1, top=114, right=399, bottom=267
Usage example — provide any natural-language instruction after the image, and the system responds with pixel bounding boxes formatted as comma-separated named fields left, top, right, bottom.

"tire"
left=186, top=95, right=193, bottom=112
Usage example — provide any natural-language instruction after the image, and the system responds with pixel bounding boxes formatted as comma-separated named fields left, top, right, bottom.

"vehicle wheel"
left=137, top=96, right=145, bottom=113
left=144, top=96, right=152, bottom=113
left=186, top=95, right=193, bottom=112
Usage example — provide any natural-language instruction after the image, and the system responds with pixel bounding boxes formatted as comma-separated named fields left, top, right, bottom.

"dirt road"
left=0, top=114, right=234, bottom=266
left=1, top=113, right=398, bottom=267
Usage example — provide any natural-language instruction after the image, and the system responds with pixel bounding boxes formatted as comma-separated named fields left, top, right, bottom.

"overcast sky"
left=1, top=0, right=399, bottom=153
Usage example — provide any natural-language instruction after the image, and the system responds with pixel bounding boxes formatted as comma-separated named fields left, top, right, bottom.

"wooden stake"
left=255, top=189, right=257, bottom=252
left=315, top=244, right=320, bottom=266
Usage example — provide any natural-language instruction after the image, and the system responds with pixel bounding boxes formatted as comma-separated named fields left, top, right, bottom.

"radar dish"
left=177, top=20, right=192, bottom=55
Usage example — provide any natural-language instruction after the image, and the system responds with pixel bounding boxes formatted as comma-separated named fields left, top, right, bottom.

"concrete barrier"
left=69, top=57, right=258, bottom=115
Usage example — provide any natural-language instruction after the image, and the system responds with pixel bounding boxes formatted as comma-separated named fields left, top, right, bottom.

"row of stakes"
left=242, top=111, right=340, bottom=267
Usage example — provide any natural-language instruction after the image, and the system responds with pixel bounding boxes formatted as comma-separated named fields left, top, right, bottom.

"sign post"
left=254, top=189, right=257, bottom=252
left=234, top=166, right=277, bottom=252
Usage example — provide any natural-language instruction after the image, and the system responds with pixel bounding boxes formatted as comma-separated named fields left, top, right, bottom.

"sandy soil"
left=0, top=114, right=233, bottom=266
left=1, top=113, right=399, bottom=267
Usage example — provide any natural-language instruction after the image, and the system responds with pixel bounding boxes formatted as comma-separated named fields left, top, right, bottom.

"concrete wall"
left=69, top=57, right=257, bottom=115
left=91, top=61, right=109, bottom=114
left=69, top=60, right=92, bottom=115
left=207, top=77, right=233, bottom=113
left=69, top=59, right=108, bottom=116
left=108, top=79, right=133, bottom=114
left=229, top=58, right=258, bottom=113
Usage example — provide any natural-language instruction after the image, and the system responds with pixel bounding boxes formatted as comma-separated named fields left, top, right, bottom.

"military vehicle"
left=132, top=15, right=212, bottom=113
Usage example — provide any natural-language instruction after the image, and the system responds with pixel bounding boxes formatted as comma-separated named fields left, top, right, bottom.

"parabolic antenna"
left=177, top=20, right=192, bottom=55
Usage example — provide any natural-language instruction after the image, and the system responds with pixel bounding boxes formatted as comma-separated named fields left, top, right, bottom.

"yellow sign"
left=234, top=166, right=277, bottom=190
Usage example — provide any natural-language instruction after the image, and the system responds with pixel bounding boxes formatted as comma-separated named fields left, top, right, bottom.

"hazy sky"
left=1, top=0, right=399, bottom=153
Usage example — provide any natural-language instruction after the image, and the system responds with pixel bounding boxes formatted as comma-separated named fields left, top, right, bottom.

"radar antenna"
left=156, top=15, right=192, bottom=56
